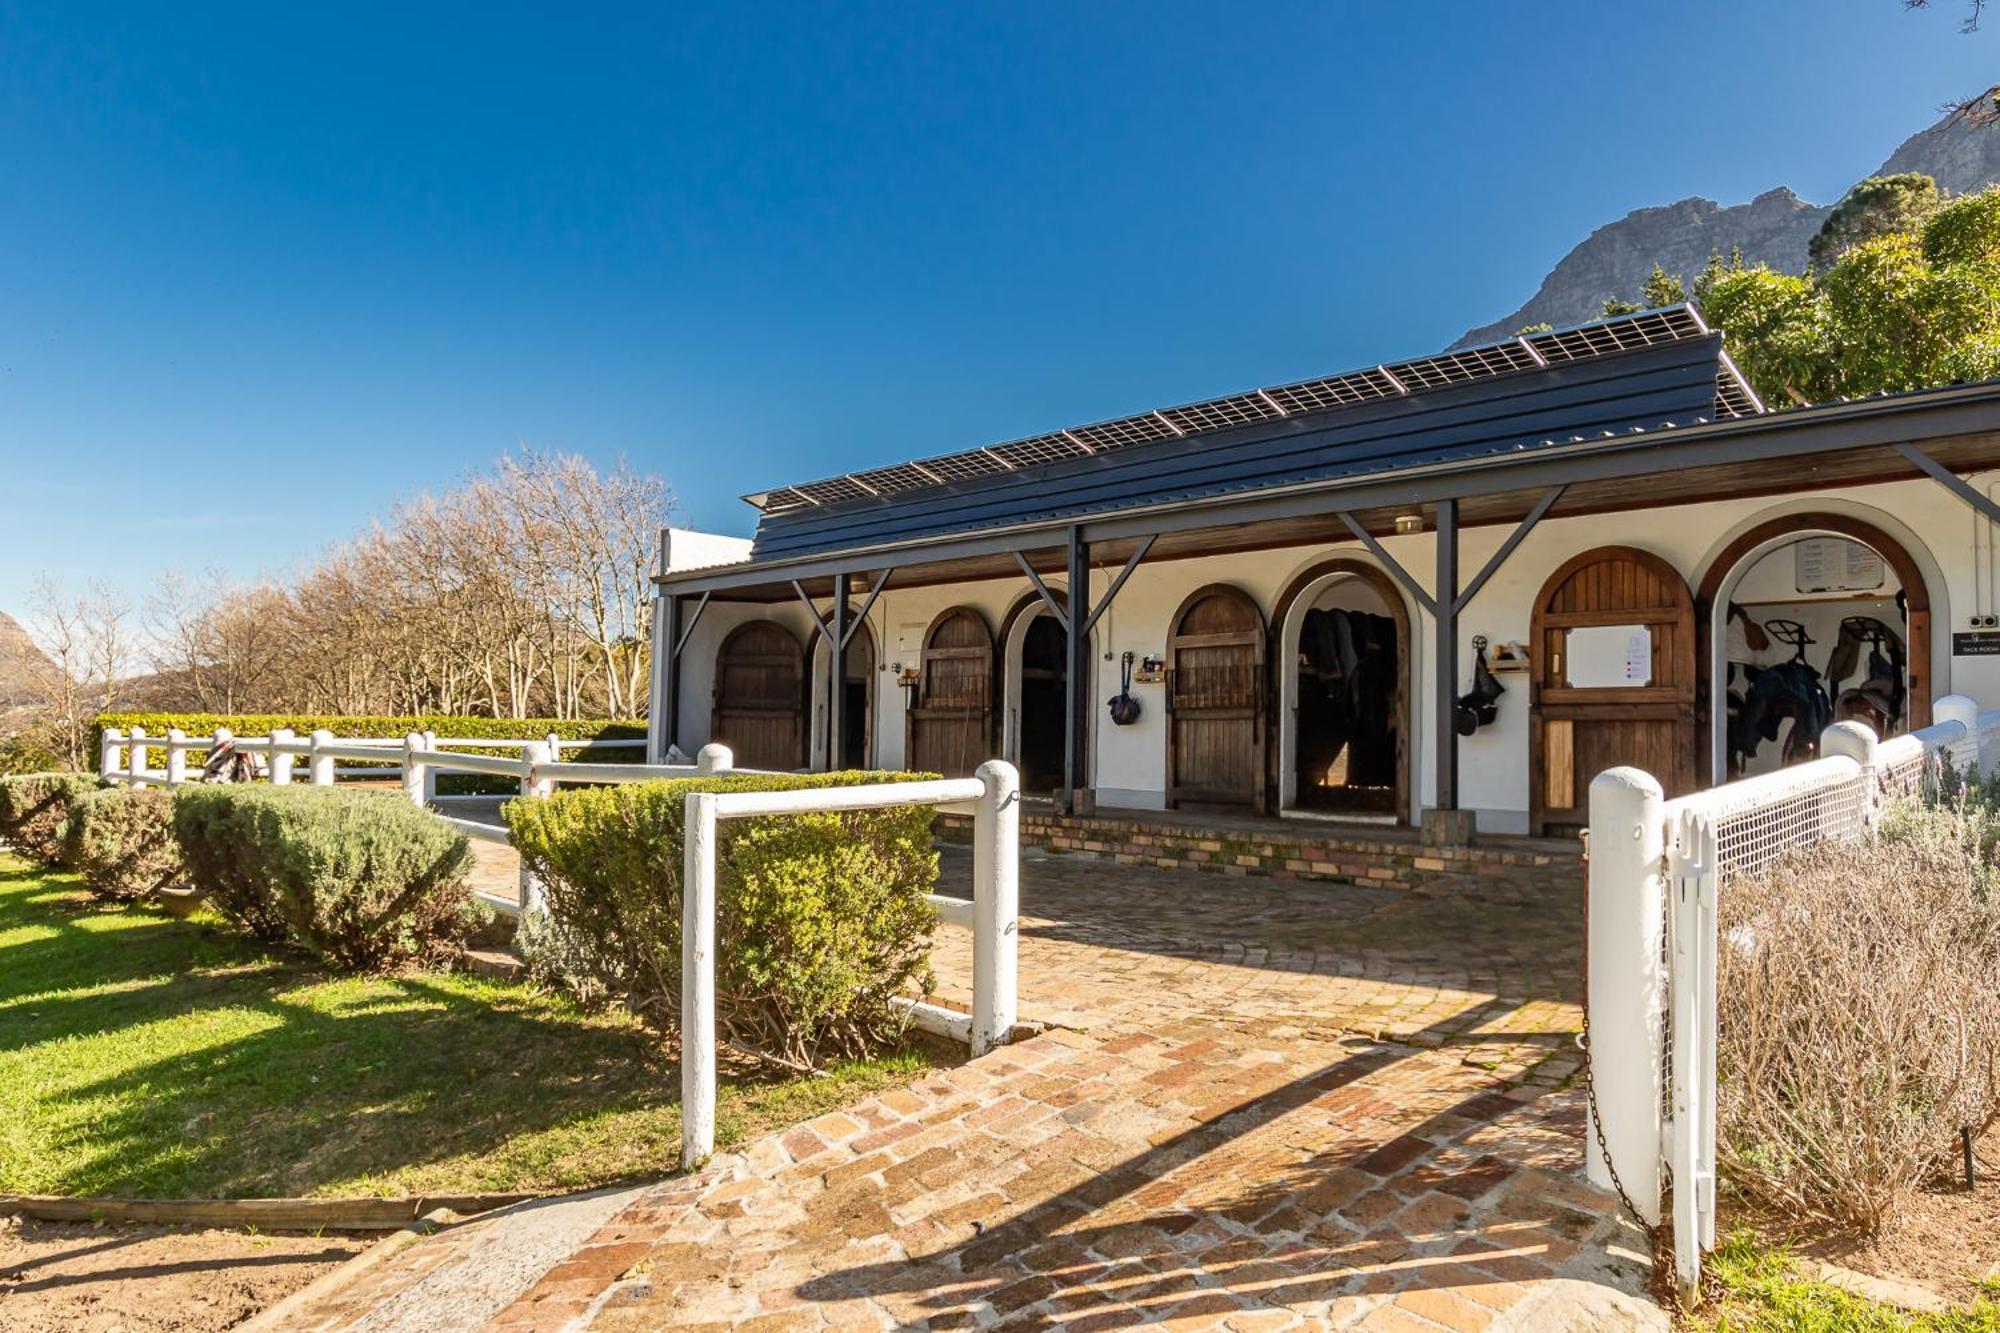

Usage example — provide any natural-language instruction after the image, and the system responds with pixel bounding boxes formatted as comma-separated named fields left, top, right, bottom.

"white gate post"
left=1821, top=721, right=1881, bottom=831
left=696, top=743, right=732, bottom=776
left=271, top=728, right=297, bottom=785
left=1937, top=693, right=1978, bottom=779
left=970, top=759, right=1020, bottom=1056
left=402, top=732, right=428, bottom=806
left=517, top=740, right=555, bottom=913
left=308, top=729, right=335, bottom=786
left=682, top=790, right=720, bottom=1168
left=101, top=727, right=123, bottom=783
left=128, top=726, right=148, bottom=785
left=165, top=729, right=188, bottom=788
left=421, top=730, right=439, bottom=802
left=1585, top=767, right=1667, bottom=1225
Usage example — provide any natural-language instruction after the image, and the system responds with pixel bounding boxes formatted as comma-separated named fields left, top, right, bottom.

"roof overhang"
left=658, top=379, right=2000, bottom=601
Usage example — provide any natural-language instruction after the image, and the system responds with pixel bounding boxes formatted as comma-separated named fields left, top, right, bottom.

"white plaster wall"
left=657, top=471, right=2000, bottom=824
left=663, top=527, right=754, bottom=572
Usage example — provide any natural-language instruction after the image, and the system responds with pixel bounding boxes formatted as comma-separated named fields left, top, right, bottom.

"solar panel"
left=747, top=304, right=1753, bottom=514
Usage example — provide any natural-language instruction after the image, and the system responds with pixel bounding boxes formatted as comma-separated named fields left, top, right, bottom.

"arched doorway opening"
left=1166, top=584, right=1267, bottom=811
left=906, top=606, right=994, bottom=778
left=1271, top=560, right=1409, bottom=821
left=997, top=591, right=1085, bottom=795
left=810, top=620, right=877, bottom=770
left=1529, top=546, right=1696, bottom=835
left=712, top=621, right=806, bottom=771
left=1697, top=514, right=1931, bottom=783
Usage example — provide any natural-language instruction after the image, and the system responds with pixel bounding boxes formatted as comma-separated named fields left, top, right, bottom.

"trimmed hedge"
left=0, top=773, right=100, bottom=864
left=174, top=785, right=477, bottom=970
left=65, top=786, right=184, bottom=901
left=508, top=772, right=940, bottom=1070
left=94, top=712, right=646, bottom=745
left=93, top=713, right=650, bottom=795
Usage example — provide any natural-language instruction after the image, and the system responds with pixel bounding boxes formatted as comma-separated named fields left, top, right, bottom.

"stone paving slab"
left=310, top=842, right=1659, bottom=1330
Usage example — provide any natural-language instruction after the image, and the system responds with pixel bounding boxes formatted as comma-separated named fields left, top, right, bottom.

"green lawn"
left=0, top=854, right=941, bottom=1199
left=1698, top=1234, right=2000, bottom=1332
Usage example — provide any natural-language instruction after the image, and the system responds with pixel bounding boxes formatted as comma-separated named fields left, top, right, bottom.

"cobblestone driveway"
left=312, top=841, right=1663, bottom=1331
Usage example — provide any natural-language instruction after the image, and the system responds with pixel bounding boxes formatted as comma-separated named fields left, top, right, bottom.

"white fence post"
left=682, top=790, right=720, bottom=1168
left=421, top=730, right=439, bottom=803
left=1585, top=767, right=1667, bottom=1225
left=970, top=759, right=1020, bottom=1056
left=402, top=732, right=428, bottom=806
left=1666, top=806, right=1719, bottom=1304
left=1821, top=721, right=1881, bottom=830
left=165, top=729, right=188, bottom=787
left=1937, top=693, right=1978, bottom=780
left=128, top=726, right=148, bottom=786
left=309, top=729, right=335, bottom=786
left=696, top=743, right=732, bottom=776
left=517, top=740, right=555, bottom=913
left=271, top=728, right=297, bottom=785
left=101, top=727, right=123, bottom=783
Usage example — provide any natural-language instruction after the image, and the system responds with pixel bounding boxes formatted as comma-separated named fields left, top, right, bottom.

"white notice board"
left=1794, top=538, right=1885, bottom=594
left=1565, top=624, right=1653, bottom=688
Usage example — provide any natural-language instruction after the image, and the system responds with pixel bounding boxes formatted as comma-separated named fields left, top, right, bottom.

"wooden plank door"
left=907, top=607, right=993, bottom=777
left=1167, top=584, right=1267, bottom=810
left=1530, top=546, right=1696, bottom=834
left=712, top=622, right=806, bottom=771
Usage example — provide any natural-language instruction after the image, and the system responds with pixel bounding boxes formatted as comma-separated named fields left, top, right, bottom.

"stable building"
left=646, top=305, right=2000, bottom=847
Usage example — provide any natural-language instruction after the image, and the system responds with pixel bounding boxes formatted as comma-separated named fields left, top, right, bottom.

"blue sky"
left=0, top=2, right=1990, bottom=617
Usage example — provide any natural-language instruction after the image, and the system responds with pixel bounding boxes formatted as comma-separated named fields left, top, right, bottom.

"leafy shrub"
left=0, top=772, right=100, bottom=864
left=1717, top=818, right=2000, bottom=1233
left=508, top=772, right=939, bottom=1070
left=174, top=785, right=476, bottom=970
left=0, top=733, right=64, bottom=777
left=64, top=786, right=183, bottom=901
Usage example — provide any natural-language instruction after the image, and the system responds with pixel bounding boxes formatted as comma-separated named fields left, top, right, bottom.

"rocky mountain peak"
left=1451, top=110, right=1996, bottom=349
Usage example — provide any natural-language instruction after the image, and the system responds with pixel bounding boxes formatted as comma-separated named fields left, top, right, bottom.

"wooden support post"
left=654, top=593, right=680, bottom=764
left=1433, top=498, right=1464, bottom=832
left=1064, top=526, right=1093, bottom=815
left=829, top=573, right=850, bottom=772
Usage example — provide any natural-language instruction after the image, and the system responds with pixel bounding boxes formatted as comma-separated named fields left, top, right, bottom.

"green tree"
left=1601, top=265, right=1687, bottom=320
left=1808, top=173, right=1941, bottom=269
left=1684, top=185, right=2000, bottom=407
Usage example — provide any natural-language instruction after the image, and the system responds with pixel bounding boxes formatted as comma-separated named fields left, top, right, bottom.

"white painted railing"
left=680, top=759, right=1020, bottom=1166
left=98, top=722, right=1025, bottom=1088
left=1587, top=693, right=1990, bottom=1302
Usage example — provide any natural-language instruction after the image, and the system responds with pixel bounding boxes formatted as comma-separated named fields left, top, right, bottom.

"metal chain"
left=1574, top=842, right=1678, bottom=1297
left=1573, top=1020, right=1649, bottom=1228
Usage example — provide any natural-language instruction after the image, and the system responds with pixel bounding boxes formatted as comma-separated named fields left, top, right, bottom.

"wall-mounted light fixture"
left=1393, top=513, right=1425, bottom=536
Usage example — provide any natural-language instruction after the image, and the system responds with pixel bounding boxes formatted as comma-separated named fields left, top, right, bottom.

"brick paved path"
left=311, top=843, right=1663, bottom=1330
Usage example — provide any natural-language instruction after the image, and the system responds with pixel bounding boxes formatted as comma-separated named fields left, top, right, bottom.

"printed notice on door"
left=1565, top=624, right=1653, bottom=688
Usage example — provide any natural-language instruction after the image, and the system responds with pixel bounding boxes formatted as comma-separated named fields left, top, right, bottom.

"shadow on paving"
left=789, top=1009, right=1616, bottom=1328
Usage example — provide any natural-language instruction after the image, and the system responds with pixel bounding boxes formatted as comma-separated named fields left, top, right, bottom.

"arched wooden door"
left=907, top=607, right=993, bottom=778
left=712, top=622, right=806, bottom=770
left=1167, top=584, right=1267, bottom=810
left=1530, top=546, right=1696, bottom=835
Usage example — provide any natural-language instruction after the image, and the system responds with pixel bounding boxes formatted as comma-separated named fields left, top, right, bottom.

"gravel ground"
left=0, top=1215, right=370, bottom=1332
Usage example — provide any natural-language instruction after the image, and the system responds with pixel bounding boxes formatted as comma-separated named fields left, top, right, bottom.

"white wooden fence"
left=98, top=725, right=1025, bottom=1111
left=1586, top=692, right=2000, bottom=1302
left=680, top=760, right=1020, bottom=1165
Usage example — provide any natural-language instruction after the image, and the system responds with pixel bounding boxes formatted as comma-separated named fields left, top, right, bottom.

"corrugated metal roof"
left=742, top=304, right=1762, bottom=516
left=749, top=329, right=1734, bottom=562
